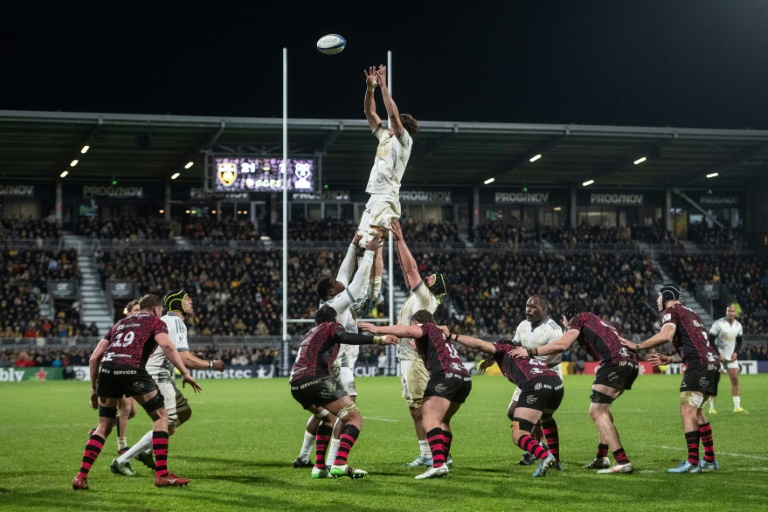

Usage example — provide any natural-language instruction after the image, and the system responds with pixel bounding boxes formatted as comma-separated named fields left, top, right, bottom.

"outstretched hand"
left=383, top=334, right=399, bottom=345
left=358, top=321, right=378, bottom=333
left=647, top=353, right=665, bottom=367
left=365, top=234, right=384, bottom=251
left=390, top=219, right=403, bottom=241
left=182, top=373, right=202, bottom=393
left=509, top=347, right=529, bottom=359
left=619, top=337, right=639, bottom=351
left=375, top=65, right=387, bottom=86
left=364, top=67, right=378, bottom=88
left=478, top=357, right=495, bottom=374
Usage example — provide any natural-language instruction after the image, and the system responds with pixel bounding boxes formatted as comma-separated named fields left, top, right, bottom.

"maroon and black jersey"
left=414, top=323, right=470, bottom=378
left=289, top=322, right=377, bottom=382
left=290, top=322, right=344, bottom=382
left=492, top=341, right=560, bottom=386
left=661, top=304, right=719, bottom=370
left=102, top=313, right=168, bottom=369
left=568, top=312, right=637, bottom=365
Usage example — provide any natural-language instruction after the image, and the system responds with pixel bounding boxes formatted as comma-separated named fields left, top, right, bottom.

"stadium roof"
left=1, top=109, right=767, bottom=190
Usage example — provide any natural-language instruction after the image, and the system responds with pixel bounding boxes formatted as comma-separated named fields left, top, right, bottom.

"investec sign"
left=495, top=192, right=549, bottom=204
left=0, top=185, right=34, bottom=197
left=590, top=193, right=643, bottom=205
left=83, top=186, right=144, bottom=198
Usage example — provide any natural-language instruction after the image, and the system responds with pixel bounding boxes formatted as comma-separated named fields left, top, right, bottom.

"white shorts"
left=399, top=359, right=429, bottom=408
left=156, top=377, right=189, bottom=427
left=722, top=359, right=739, bottom=371
left=510, top=363, right=562, bottom=405
left=358, top=194, right=401, bottom=239
left=335, top=366, right=357, bottom=397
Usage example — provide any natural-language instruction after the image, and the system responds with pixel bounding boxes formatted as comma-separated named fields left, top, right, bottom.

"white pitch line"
left=660, top=445, right=768, bottom=461
left=365, top=416, right=400, bottom=423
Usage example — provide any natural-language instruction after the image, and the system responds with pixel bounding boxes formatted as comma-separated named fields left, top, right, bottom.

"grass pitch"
left=0, top=374, right=766, bottom=512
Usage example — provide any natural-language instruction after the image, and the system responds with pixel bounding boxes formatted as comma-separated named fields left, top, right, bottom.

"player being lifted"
left=292, top=233, right=383, bottom=469
left=355, top=64, right=418, bottom=248
left=708, top=304, right=747, bottom=414
left=110, top=290, right=225, bottom=475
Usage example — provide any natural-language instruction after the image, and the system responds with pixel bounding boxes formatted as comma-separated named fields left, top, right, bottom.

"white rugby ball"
left=316, top=34, right=346, bottom=55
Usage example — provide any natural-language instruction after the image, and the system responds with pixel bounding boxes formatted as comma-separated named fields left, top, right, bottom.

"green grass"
left=0, top=374, right=766, bottom=512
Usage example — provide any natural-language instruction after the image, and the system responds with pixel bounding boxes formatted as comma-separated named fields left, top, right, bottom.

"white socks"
left=299, top=430, right=315, bottom=460
left=117, top=430, right=153, bottom=464
left=117, top=437, right=128, bottom=451
left=419, top=439, right=431, bottom=458
left=733, top=396, right=741, bottom=409
left=326, top=438, right=341, bottom=467
left=709, top=396, right=716, bottom=408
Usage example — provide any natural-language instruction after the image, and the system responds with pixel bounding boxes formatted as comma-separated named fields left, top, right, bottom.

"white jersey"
left=322, top=245, right=375, bottom=368
left=710, top=317, right=743, bottom=360
left=145, top=313, right=189, bottom=378
left=512, top=316, right=564, bottom=369
left=396, top=281, right=438, bottom=361
left=365, top=125, right=412, bottom=197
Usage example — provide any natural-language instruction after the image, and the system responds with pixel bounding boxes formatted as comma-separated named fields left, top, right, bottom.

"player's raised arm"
left=364, top=67, right=381, bottom=130
left=375, top=65, right=404, bottom=138
left=391, top=220, right=420, bottom=290
left=337, top=232, right=362, bottom=284
left=345, top=235, right=382, bottom=302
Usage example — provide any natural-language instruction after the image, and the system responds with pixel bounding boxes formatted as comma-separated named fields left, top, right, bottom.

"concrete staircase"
left=645, top=244, right=715, bottom=328
left=62, top=235, right=115, bottom=335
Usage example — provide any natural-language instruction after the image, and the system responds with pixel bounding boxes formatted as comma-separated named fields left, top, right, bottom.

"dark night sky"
left=2, top=1, right=768, bottom=129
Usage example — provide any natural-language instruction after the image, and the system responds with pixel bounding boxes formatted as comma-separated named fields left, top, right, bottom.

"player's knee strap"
left=141, top=392, right=165, bottom=413
left=680, top=391, right=704, bottom=408
left=336, top=402, right=358, bottom=420
left=590, top=390, right=615, bottom=404
left=315, top=408, right=330, bottom=419
left=512, top=417, right=535, bottom=433
left=98, top=405, right=118, bottom=418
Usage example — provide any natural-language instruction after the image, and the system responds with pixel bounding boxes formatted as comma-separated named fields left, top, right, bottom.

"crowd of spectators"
left=182, top=217, right=262, bottom=242
left=660, top=252, right=768, bottom=333
left=688, top=222, right=748, bottom=247
left=0, top=215, right=61, bottom=240
left=0, top=347, right=90, bottom=367
left=78, top=217, right=174, bottom=241
left=284, top=218, right=460, bottom=244
left=403, top=250, right=665, bottom=340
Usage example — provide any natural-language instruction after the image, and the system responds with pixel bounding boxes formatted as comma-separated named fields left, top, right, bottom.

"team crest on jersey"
left=526, top=396, right=539, bottom=404
left=699, top=377, right=709, bottom=388
left=619, top=348, right=630, bottom=358
left=535, top=383, right=542, bottom=390
left=707, top=353, right=716, bottom=362
left=217, top=162, right=238, bottom=187
left=435, top=383, right=447, bottom=393
left=662, top=314, right=671, bottom=323
left=450, top=362, right=463, bottom=371
left=608, top=372, right=619, bottom=381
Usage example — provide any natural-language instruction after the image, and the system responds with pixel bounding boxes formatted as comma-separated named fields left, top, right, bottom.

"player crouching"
left=289, top=305, right=397, bottom=479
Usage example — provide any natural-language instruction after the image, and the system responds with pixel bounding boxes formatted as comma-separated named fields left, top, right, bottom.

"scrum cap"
left=163, top=289, right=188, bottom=313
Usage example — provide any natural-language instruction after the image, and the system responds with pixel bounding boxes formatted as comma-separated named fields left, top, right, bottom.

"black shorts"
left=681, top=364, right=720, bottom=396
left=424, top=374, right=472, bottom=404
left=517, top=376, right=564, bottom=413
left=593, top=361, right=639, bottom=391
left=97, top=364, right=158, bottom=399
left=290, top=375, right=347, bottom=410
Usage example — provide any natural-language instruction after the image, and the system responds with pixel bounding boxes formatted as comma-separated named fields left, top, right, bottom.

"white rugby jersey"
left=709, top=317, right=743, bottom=359
left=396, top=281, right=438, bottom=361
left=512, top=316, right=564, bottom=368
left=365, top=125, right=412, bottom=197
left=145, top=313, right=189, bottom=376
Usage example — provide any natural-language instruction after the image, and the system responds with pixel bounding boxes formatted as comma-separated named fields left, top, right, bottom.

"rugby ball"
left=317, top=34, right=346, bottom=55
